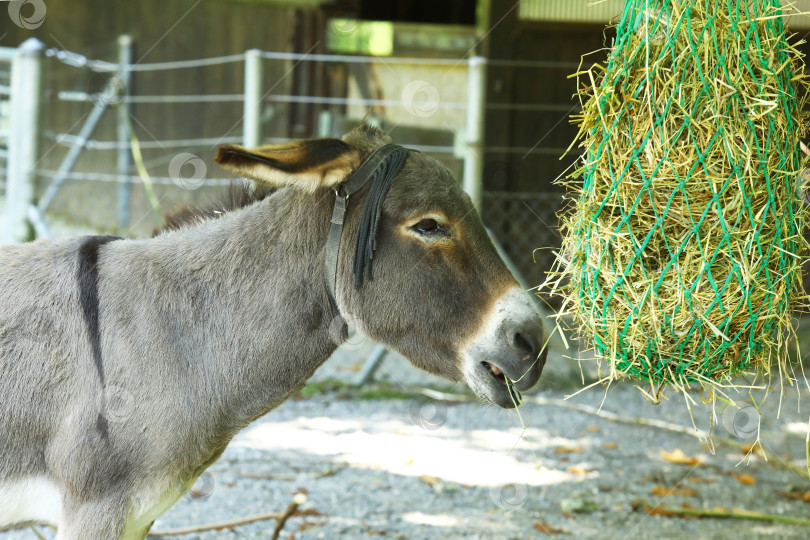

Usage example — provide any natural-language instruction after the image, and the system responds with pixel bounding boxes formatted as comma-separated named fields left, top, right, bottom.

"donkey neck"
left=131, top=188, right=340, bottom=421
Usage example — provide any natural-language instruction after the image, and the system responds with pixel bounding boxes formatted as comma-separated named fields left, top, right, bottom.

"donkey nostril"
left=509, top=330, right=538, bottom=359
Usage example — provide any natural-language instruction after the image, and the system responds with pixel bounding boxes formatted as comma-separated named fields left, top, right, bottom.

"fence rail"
left=1, top=39, right=568, bottom=290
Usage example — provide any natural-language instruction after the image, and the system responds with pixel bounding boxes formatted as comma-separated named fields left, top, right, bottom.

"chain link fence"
left=482, top=191, right=565, bottom=300
left=0, top=52, right=10, bottom=198
left=0, top=147, right=6, bottom=198
left=0, top=39, right=572, bottom=292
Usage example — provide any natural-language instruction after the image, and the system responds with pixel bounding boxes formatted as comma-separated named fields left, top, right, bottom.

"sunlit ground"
left=234, top=415, right=579, bottom=488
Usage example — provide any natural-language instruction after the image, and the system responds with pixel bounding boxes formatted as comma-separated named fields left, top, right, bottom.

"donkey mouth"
left=481, top=361, right=522, bottom=406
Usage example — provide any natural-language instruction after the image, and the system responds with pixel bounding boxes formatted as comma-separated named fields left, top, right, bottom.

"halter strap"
left=323, top=144, right=407, bottom=333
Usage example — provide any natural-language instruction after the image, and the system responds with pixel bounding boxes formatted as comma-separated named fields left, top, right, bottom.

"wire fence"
left=2, top=39, right=572, bottom=289
left=0, top=50, right=11, bottom=198
left=0, top=150, right=6, bottom=197
left=482, top=191, right=565, bottom=297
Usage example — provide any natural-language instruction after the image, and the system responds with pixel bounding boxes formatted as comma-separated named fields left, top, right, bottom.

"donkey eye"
left=413, top=218, right=440, bottom=234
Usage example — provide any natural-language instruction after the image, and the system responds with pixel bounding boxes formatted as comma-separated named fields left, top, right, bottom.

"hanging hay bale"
left=549, top=0, right=809, bottom=395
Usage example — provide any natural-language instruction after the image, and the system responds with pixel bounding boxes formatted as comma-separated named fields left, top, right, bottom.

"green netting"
left=553, top=0, right=808, bottom=389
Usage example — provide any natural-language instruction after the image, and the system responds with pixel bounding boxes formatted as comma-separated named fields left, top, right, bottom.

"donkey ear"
left=215, top=139, right=361, bottom=192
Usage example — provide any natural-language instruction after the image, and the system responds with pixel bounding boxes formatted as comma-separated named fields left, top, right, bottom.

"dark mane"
left=154, top=182, right=275, bottom=235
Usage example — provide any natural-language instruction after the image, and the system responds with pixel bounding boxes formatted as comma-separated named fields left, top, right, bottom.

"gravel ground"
left=3, top=210, right=810, bottom=538
left=4, top=343, right=810, bottom=540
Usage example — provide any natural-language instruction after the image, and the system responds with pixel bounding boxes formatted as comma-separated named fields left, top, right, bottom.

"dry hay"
left=548, top=0, right=809, bottom=398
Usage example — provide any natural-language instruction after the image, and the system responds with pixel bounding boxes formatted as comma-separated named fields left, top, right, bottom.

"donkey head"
left=216, top=126, right=546, bottom=408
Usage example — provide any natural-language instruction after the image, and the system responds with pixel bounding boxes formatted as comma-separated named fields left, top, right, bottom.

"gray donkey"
left=0, top=125, right=545, bottom=539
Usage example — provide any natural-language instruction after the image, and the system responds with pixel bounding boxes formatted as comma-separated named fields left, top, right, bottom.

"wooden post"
left=1, top=38, right=44, bottom=244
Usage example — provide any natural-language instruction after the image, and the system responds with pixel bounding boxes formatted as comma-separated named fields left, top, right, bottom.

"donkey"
left=0, top=125, right=546, bottom=539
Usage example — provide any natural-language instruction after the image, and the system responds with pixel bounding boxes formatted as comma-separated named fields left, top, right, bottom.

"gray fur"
left=0, top=127, right=545, bottom=538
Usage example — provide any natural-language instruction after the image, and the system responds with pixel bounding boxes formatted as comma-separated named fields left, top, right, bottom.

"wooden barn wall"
left=482, top=1, right=615, bottom=291
left=1, top=0, right=302, bottom=236
left=483, top=11, right=615, bottom=196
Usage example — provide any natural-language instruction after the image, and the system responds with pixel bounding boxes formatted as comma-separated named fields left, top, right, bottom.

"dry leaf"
left=776, top=490, right=810, bottom=502
left=586, top=425, right=600, bottom=432
left=741, top=442, right=762, bottom=454
left=732, top=473, right=756, bottom=486
left=568, top=466, right=590, bottom=475
left=534, top=522, right=564, bottom=534
left=650, top=485, right=697, bottom=497
left=419, top=475, right=440, bottom=485
left=659, top=448, right=702, bottom=466
left=688, top=477, right=715, bottom=484
left=601, top=442, right=618, bottom=450
left=554, top=446, right=583, bottom=455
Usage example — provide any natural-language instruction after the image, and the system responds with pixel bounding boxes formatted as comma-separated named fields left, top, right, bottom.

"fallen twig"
left=148, top=512, right=285, bottom=537
left=639, top=501, right=810, bottom=526
left=419, top=389, right=808, bottom=478
left=148, top=492, right=307, bottom=538
left=270, top=493, right=307, bottom=540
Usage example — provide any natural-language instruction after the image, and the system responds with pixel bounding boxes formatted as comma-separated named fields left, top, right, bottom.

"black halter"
left=324, top=144, right=410, bottom=335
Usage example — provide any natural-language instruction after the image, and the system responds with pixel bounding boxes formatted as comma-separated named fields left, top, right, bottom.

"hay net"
left=553, top=0, right=809, bottom=390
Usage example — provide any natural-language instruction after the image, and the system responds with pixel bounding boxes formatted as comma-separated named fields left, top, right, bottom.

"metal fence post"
left=243, top=49, right=263, bottom=148
left=1, top=38, right=44, bottom=244
left=463, top=56, right=486, bottom=212
left=116, top=34, right=133, bottom=233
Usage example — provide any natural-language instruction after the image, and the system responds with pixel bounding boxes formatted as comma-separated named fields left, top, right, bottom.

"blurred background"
left=4, top=0, right=810, bottom=300
left=0, top=0, right=643, bottom=299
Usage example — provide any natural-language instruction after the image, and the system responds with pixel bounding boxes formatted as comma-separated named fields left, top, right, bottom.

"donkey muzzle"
left=462, top=287, right=546, bottom=408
